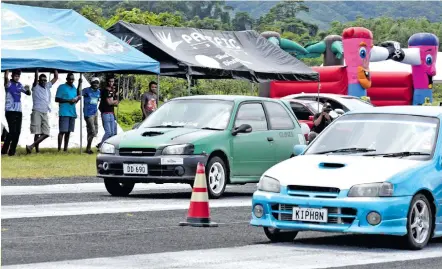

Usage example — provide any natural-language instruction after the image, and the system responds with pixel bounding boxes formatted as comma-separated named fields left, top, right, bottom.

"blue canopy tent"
left=1, top=3, right=160, bottom=74
left=1, top=3, right=161, bottom=153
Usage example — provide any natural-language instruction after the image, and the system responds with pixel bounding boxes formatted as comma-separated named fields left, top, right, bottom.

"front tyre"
left=403, top=194, right=433, bottom=250
left=264, top=227, right=298, bottom=242
left=104, top=179, right=135, bottom=196
left=206, top=156, right=227, bottom=199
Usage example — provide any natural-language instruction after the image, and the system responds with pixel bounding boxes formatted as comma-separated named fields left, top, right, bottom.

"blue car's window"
left=140, top=99, right=233, bottom=130
left=306, top=113, right=439, bottom=159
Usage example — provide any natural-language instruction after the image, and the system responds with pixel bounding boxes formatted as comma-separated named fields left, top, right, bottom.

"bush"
left=117, top=110, right=143, bottom=130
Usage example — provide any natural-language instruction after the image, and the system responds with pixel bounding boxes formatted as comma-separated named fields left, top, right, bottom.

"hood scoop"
left=319, top=162, right=346, bottom=169
left=142, top=131, right=164, bottom=137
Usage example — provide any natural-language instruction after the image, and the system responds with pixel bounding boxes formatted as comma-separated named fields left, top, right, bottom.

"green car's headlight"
left=257, top=176, right=281, bottom=193
left=162, top=144, right=194, bottom=155
left=347, top=182, right=393, bottom=197
left=100, top=143, right=115, bottom=154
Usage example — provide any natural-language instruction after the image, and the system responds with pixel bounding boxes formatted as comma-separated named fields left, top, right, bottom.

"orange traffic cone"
left=179, top=162, right=218, bottom=227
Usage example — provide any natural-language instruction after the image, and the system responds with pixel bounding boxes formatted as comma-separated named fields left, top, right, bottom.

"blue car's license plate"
left=292, top=207, right=328, bottom=223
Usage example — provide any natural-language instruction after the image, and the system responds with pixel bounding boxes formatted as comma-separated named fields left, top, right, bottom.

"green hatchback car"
left=97, top=95, right=307, bottom=198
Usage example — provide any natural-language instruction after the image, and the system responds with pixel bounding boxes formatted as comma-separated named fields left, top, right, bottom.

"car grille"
left=287, top=185, right=340, bottom=199
left=100, top=163, right=177, bottom=177
left=271, top=203, right=357, bottom=225
left=119, top=148, right=157, bottom=157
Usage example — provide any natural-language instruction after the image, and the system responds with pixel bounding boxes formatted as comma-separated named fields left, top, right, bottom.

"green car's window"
left=140, top=99, right=233, bottom=129
left=235, top=103, right=268, bottom=131
left=265, top=101, right=295, bottom=130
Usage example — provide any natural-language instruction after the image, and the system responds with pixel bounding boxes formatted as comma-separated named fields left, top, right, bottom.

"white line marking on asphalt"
left=1, top=197, right=252, bottom=219
left=1, top=183, right=254, bottom=196
left=2, top=243, right=442, bottom=269
left=1, top=183, right=191, bottom=196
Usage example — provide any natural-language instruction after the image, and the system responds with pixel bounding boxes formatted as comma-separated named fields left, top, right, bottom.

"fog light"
left=174, top=166, right=185, bottom=176
left=367, top=211, right=381, bottom=225
left=103, top=162, right=109, bottom=171
left=253, top=204, right=264, bottom=218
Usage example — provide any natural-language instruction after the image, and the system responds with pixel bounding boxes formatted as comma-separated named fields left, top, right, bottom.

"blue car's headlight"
left=162, top=144, right=194, bottom=155
left=348, top=182, right=394, bottom=197
left=100, top=143, right=115, bottom=154
left=257, top=176, right=281, bottom=193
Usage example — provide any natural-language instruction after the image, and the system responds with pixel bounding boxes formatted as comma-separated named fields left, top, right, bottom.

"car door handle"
left=267, top=137, right=274, bottom=142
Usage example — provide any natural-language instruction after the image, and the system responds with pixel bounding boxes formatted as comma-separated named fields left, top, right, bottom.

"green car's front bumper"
left=96, top=153, right=209, bottom=184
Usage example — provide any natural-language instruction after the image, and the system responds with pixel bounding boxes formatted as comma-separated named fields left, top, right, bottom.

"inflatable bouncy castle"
left=259, top=28, right=439, bottom=106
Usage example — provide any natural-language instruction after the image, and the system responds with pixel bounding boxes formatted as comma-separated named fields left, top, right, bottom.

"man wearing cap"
left=26, top=69, right=59, bottom=154
left=308, top=102, right=334, bottom=141
left=82, top=77, right=101, bottom=154
left=2, top=70, right=31, bottom=156
left=55, top=73, right=82, bottom=152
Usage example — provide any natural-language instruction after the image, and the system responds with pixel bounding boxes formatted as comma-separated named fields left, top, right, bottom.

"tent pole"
left=157, top=74, right=160, bottom=105
left=317, top=73, right=321, bottom=112
left=187, top=74, right=191, bottom=96
left=79, top=73, right=83, bottom=154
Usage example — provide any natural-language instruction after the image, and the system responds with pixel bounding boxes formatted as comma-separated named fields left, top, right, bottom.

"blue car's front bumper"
left=250, top=187, right=412, bottom=236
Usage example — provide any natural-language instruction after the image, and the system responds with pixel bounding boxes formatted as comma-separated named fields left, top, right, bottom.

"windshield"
left=305, top=113, right=439, bottom=159
left=140, top=99, right=233, bottom=129
left=339, top=97, right=373, bottom=110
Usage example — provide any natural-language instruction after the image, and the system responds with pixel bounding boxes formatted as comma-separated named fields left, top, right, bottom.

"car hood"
left=112, top=128, right=218, bottom=149
left=265, top=154, right=422, bottom=189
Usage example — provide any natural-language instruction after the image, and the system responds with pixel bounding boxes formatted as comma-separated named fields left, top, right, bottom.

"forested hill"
left=227, top=1, right=442, bottom=29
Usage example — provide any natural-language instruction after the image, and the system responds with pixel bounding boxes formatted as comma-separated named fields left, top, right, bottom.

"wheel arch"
left=207, top=150, right=231, bottom=183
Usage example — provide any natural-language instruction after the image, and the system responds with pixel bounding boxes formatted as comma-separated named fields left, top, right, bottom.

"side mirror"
left=293, top=144, right=307, bottom=156
left=334, top=109, right=345, bottom=115
left=232, top=124, right=252, bottom=136
left=308, top=115, right=314, bottom=121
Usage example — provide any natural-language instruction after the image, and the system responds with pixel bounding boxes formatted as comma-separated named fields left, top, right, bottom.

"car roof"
left=288, top=99, right=319, bottom=104
left=283, top=93, right=357, bottom=100
left=346, top=106, right=442, bottom=118
left=172, top=95, right=277, bottom=102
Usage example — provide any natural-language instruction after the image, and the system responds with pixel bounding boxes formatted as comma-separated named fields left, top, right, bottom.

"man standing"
left=55, top=73, right=82, bottom=152
left=99, top=76, right=119, bottom=147
left=82, top=77, right=101, bottom=154
left=2, top=70, right=31, bottom=156
left=309, top=102, right=334, bottom=139
left=141, top=81, right=158, bottom=120
left=26, top=70, right=58, bottom=154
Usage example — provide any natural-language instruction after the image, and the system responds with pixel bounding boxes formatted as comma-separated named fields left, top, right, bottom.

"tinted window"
left=265, top=102, right=295, bottom=130
left=290, top=103, right=312, bottom=121
left=235, top=103, right=268, bottom=131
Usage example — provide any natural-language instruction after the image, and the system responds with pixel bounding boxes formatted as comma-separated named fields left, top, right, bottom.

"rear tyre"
left=206, top=156, right=228, bottom=199
left=264, top=227, right=298, bottom=242
left=104, top=179, right=135, bottom=196
left=403, top=194, right=433, bottom=250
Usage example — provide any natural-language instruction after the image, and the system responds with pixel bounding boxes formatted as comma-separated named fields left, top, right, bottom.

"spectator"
left=98, top=76, right=118, bottom=148
left=141, top=81, right=158, bottom=120
left=309, top=102, right=334, bottom=138
left=2, top=70, right=31, bottom=156
left=26, top=70, right=58, bottom=154
left=55, top=73, right=82, bottom=152
left=82, top=77, right=101, bottom=154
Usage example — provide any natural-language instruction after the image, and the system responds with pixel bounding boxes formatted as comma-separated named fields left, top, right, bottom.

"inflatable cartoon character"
left=342, top=27, right=373, bottom=97
left=408, top=33, right=439, bottom=105
left=260, top=31, right=308, bottom=56
left=302, top=35, right=344, bottom=66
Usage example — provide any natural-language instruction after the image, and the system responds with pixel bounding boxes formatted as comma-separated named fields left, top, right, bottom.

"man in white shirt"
left=26, top=69, right=58, bottom=154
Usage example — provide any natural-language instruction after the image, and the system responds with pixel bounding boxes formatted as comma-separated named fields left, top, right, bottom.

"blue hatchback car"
left=250, top=106, right=442, bottom=250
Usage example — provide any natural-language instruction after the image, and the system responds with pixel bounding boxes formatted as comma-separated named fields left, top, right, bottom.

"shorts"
left=59, top=116, right=75, bottom=133
left=30, top=111, right=50, bottom=135
left=85, top=115, right=98, bottom=140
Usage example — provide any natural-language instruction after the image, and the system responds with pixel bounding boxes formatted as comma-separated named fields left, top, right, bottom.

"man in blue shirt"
left=55, top=73, right=82, bottom=152
left=82, top=77, right=101, bottom=154
left=2, top=70, right=31, bottom=156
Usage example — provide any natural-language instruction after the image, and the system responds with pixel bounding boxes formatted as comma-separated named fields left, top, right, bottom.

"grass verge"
left=1, top=148, right=97, bottom=179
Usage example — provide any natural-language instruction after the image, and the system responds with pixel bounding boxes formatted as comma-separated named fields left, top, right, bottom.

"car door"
left=231, top=102, right=275, bottom=177
left=290, top=102, right=314, bottom=129
left=264, top=101, right=301, bottom=163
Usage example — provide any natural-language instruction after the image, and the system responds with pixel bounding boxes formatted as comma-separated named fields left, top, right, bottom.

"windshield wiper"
left=363, top=151, right=430, bottom=158
left=148, top=125, right=184, bottom=128
left=201, top=127, right=223, bottom=131
left=316, top=147, right=376, bottom=155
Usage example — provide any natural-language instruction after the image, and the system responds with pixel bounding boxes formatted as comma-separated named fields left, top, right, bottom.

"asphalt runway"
left=2, top=178, right=442, bottom=268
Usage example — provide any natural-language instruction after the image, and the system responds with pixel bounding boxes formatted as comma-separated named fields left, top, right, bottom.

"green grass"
left=1, top=148, right=97, bottom=179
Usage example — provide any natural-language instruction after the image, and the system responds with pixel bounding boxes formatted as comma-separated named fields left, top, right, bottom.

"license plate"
left=123, top=164, right=148, bottom=175
left=161, top=157, right=184, bottom=165
left=292, top=207, right=328, bottom=223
